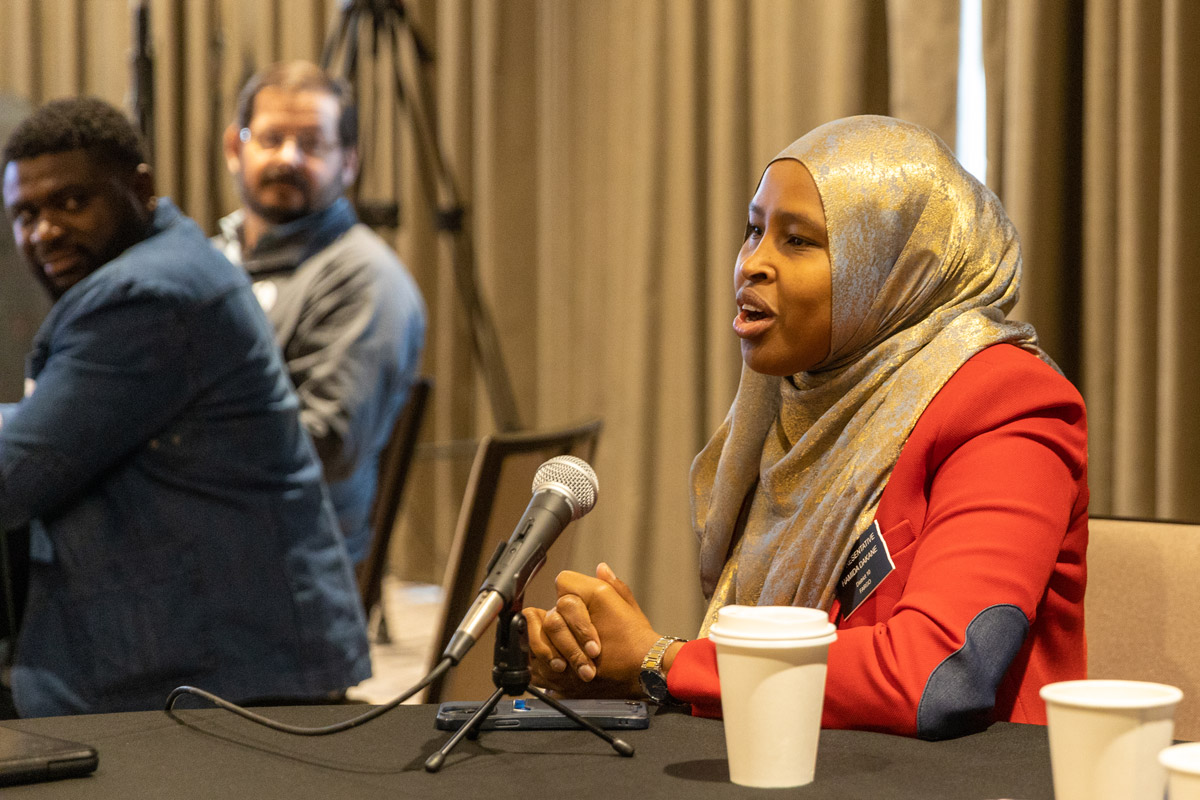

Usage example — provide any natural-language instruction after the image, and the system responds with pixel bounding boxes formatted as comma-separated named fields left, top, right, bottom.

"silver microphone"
left=442, top=455, right=598, bottom=664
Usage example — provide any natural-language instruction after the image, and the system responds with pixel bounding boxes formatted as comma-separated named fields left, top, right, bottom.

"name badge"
left=836, top=520, right=895, bottom=619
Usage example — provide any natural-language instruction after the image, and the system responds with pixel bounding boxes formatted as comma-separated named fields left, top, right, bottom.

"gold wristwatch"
left=639, top=635, right=686, bottom=705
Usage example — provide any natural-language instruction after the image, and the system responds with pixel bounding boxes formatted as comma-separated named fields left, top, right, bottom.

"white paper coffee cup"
left=1040, top=679, right=1182, bottom=800
left=708, top=605, right=837, bottom=788
left=1160, top=742, right=1200, bottom=800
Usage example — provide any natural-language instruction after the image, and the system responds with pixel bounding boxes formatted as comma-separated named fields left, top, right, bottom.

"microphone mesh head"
left=533, top=455, right=598, bottom=519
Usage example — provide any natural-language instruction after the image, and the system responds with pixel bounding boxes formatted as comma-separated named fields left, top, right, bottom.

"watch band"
left=639, top=635, right=687, bottom=705
left=641, top=635, right=686, bottom=672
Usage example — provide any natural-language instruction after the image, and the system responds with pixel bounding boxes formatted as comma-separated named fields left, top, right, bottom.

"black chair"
left=0, top=527, right=29, bottom=719
left=424, top=417, right=603, bottom=703
left=356, top=376, right=432, bottom=641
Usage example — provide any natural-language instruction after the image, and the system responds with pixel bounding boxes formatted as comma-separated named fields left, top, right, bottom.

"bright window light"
left=956, top=0, right=987, bottom=182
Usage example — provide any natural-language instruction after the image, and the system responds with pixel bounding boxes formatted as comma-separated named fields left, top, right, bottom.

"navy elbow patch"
left=916, top=604, right=1029, bottom=740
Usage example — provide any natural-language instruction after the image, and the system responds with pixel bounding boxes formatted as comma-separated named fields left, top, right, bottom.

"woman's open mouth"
left=733, top=293, right=776, bottom=338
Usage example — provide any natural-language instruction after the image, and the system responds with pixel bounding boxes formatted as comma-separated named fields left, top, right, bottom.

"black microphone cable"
left=165, top=656, right=453, bottom=736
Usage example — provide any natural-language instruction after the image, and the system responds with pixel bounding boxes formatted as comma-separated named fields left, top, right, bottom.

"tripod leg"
left=525, top=686, right=635, bottom=757
left=424, top=685, right=507, bottom=773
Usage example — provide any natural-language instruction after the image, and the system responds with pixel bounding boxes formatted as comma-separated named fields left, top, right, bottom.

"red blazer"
left=669, top=345, right=1088, bottom=739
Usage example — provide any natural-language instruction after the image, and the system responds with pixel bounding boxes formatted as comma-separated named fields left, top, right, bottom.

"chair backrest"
left=1087, top=516, right=1200, bottom=740
left=356, top=376, right=433, bottom=614
left=425, top=417, right=603, bottom=703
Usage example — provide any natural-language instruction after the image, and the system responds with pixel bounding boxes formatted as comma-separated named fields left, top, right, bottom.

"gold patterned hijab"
left=691, top=116, right=1051, bottom=630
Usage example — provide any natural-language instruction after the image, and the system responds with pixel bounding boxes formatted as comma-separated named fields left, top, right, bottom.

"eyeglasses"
left=239, top=127, right=340, bottom=158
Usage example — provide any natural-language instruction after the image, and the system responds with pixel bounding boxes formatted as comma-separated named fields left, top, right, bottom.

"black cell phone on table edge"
left=0, top=724, right=98, bottom=786
left=435, top=698, right=650, bottom=731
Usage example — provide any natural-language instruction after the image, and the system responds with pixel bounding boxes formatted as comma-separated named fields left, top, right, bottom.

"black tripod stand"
left=424, top=603, right=635, bottom=772
left=321, top=0, right=522, bottom=432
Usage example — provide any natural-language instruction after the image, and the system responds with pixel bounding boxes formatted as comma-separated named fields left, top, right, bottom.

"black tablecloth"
left=1, top=704, right=1054, bottom=799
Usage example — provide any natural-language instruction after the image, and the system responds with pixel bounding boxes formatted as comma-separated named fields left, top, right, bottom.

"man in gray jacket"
left=216, top=61, right=426, bottom=565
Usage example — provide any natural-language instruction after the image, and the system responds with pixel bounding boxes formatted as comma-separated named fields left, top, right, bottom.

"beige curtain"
left=985, top=0, right=1200, bottom=522
left=0, top=0, right=973, bottom=636
left=983, top=1, right=1084, bottom=376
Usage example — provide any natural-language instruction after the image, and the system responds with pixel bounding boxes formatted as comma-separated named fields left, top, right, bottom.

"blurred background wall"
left=0, top=0, right=1195, bottom=636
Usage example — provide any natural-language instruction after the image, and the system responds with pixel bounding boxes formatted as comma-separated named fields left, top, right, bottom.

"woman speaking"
left=523, top=115, right=1088, bottom=740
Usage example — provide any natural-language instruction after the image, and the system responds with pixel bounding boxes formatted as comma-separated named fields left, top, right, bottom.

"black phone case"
left=0, top=725, right=99, bottom=786
left=435, top=698, right=650, bottom=731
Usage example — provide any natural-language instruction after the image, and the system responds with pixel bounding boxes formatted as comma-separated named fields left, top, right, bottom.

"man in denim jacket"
left=0, top=97, right=370, bottom=716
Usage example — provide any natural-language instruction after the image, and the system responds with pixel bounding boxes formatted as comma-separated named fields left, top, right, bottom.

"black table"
left=1, top=704, right=1054, bottom=798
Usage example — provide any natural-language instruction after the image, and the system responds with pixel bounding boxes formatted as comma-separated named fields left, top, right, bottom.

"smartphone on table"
left=435, top=698, right=650, bottom=731
left=0, top=724, right=98, bottom=786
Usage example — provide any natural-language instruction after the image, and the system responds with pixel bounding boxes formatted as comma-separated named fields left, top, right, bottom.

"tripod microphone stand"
left=425, top=600, right=635, bottom=773
left=321, top=0, right=523, bottom=432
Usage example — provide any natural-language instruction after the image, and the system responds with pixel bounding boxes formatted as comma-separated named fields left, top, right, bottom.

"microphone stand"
left=321, top=0, right=523, bottom=432
left=424, top=599, right=635, bottom=773
left=129, top=1, right=155, bottom=166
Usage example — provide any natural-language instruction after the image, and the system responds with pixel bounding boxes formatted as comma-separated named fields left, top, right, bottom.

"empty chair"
left=1086, top=515, right=1200, bottom=740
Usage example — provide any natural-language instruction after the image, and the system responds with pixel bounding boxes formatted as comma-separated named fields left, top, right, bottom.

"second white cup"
left=1160, top=742, right=1200, bottom=800
left=1040, top=679, right=1183, bottom=800
left=708, top=605, right=837, bottom=789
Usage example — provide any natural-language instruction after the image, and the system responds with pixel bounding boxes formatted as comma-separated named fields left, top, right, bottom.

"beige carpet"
left=346, top=579, right=444, bottom=705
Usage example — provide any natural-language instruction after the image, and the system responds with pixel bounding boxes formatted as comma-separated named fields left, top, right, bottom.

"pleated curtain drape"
left=985, top=0, right=1200, bottom=523
left=0, top=0, right=1195, bottom=637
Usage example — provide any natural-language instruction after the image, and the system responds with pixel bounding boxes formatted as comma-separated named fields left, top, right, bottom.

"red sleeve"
left=823, top=347, right=1086, bottom=736
left=667, top=638, right=722, bottom=717
left=669, top=347, right=1088, bottom=737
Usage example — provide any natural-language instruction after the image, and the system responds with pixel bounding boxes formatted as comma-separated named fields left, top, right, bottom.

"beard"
left=32, top=208, right=153, bottom=300
left=244, top=167, right=315, bottom=224
left=239, top=166, right=345, bottom=226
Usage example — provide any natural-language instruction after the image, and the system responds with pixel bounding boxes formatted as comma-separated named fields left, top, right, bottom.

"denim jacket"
left=0, top=200, right=370, bottom=716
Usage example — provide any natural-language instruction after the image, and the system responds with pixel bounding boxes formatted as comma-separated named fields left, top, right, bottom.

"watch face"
left=639, top=669, right=670, bottom=703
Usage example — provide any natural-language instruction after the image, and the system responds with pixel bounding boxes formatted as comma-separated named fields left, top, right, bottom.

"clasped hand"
left=522, top=563, right=662, bottom=698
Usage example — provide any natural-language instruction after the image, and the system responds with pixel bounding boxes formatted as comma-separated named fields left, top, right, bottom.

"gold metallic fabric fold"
left=691, top=116, right=1053, bottom=633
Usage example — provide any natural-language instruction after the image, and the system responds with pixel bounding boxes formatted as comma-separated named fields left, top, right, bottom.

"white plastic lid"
left=1160, top=742, right=1200, bottom=776
left=708, top=605, right=836, bottom=643
left=1039, top=679, right=1183, bottom=710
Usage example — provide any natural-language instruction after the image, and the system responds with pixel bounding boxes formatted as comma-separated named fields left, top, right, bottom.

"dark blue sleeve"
left=0, top=294, right=193, bottom=528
